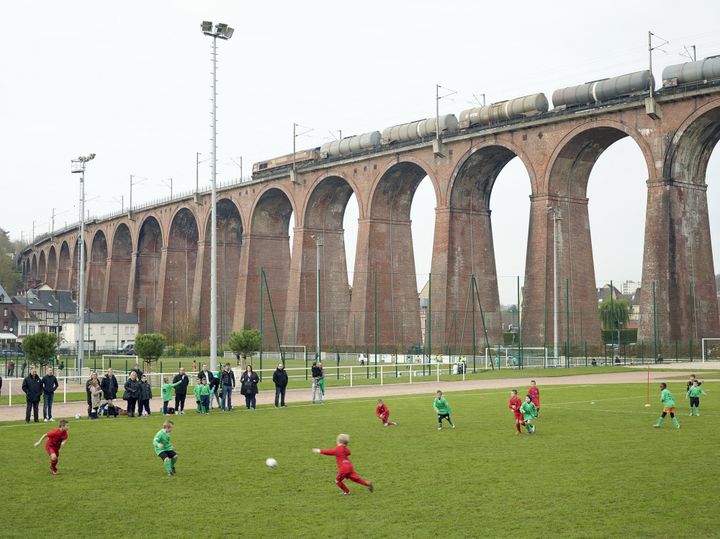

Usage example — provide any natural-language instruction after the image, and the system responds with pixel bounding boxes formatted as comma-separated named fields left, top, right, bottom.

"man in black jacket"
left=172, top=367, right=190, bottom=415
left=101, top=368, right=119, bottom=400
left=41, top=366, right=59, bottom=422
left=22, top=367, right=42, bottom=423
left=273, top=363, right=288, bottom=408
left=220, top=363, right=236, bottom=411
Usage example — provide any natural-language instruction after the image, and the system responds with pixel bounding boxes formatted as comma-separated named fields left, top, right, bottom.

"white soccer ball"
left=265, top=457, right=278, bottom=468
left=74, top=413, right=81, bottom=420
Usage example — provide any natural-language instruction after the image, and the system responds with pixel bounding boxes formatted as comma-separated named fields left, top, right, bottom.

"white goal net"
left=701, top=338, right=720, bottom=362
left=484, top=347, right=549, bottom=368
left=100, top=354, right=139, bottom=370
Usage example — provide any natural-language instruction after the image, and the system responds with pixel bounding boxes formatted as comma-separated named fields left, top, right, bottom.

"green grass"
left=0, top=366, right=633, bottom=405
left=1, top=381, right=718, bottom=537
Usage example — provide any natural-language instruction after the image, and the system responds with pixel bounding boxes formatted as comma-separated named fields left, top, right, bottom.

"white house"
left=61, top=312, right=139, bottom=352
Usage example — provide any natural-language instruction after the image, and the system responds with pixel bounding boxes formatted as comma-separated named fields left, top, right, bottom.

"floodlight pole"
left=72, top=153, right=95, bottom=373
left=202, top=21, right=233, bottom=371
left=548, top=207, right=561, bottom=362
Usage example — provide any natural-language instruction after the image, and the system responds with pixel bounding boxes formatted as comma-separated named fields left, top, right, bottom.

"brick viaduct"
left=20, top=83, right=720, bottom=353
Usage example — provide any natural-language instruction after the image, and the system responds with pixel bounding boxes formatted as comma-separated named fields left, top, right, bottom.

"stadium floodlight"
left=200, top=20, right=234, bottom=370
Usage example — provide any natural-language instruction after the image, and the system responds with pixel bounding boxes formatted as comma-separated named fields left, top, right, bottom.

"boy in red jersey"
left=508, top=389, right=524, bottom=434
left=375, top=399, right=398, bottom=427
left=313, top=433, right=374, bottom=495
left=528, top=380, right=540, bottom=416
left=34, top=419, right=69, bottom=475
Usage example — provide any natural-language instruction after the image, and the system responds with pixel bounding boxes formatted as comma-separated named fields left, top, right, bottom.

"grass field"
left=1, top=380, right=717, bottom=538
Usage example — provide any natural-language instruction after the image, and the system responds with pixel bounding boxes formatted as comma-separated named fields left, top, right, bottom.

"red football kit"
left=376, top=403, right=390, bottom=423
left=45, top=429, right=68, bottom=456
left=528, top=386, right=540, bottom=409
left=508, top=396, right=523, bottom=418
left=319, top=445, right=372, bottom=494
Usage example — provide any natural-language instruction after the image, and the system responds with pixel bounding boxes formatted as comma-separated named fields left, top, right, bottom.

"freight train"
left=253, top=56, right=720, bottom=175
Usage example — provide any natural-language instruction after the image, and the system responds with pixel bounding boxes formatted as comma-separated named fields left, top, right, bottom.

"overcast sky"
left=2, top=0, right=719, bottom=304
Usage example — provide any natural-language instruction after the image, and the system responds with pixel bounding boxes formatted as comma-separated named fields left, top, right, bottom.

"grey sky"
left=2, top=1, right=719, bottom=304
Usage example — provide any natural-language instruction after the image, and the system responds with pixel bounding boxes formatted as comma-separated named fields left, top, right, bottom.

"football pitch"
left=1, top=381, right=717, bottom=538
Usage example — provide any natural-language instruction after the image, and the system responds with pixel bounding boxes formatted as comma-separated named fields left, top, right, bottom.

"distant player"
left=34, top=419, right=69, bottom=475
left=313, top=433, right=373, bottom=495
left=194, top=377, right=210, bottom=414
left=153, top=420, right=178, bottom=476
left=375, top=399, right=397, bottom=427
left=686, top=374, right=702, bottom=392
left=434, top=390, right=455, bottom=430
left=686, top=380, right=706, bottom=417
left=654, top=383, right=681, bottom=429
left=528, top=380, right=540, bottom=416
left=520, top=395, right=537, bottom=434
left=508, top=389, right=524, bottom=434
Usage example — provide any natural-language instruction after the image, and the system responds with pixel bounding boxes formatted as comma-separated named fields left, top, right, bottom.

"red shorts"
left=336, top=470, right=361, bottom=483
left=513, top=412, right=523, bottom=421
left=378, top=413, right=390, bottom=423
left=45, top=445, right=60, bottom=457
left=532, top=400, right=540, bottom=409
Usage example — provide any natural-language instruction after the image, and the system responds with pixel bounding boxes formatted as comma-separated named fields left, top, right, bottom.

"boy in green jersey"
left=153, top=420, right=178, bottom=476
left=654, top=383, right=680, bottom=428
left=161, top=377, right=182, bottom=415
left=519, top=395, right=538, bottom=434
left=686, top=380, right=706, bottom=416
left=194, top=377, right=211, bottom=414
left=433, top=390, right=455, bottom=430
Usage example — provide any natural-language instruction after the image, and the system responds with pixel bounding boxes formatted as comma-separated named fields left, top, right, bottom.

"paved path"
left=0, top=369, right=697, bottom=423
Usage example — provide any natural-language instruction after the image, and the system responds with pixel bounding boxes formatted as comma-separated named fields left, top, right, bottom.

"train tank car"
left=381, top=114, right=458, bottom=144
left=552, top=70, right=650, bottom=108
left=662, top=56, right=720, bottom=86
left=320, top=131, right=381, bottom=158
left=458, top=93, right=548, bottom=128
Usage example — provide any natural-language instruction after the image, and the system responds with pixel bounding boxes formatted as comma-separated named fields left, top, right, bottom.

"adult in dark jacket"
left=123, top=371, right=141, bottom=417
left=41, top=366, right=59, bottom=422
left=0, top=374, right=3, bottom=397
left=130, top=363, right=143, bottom=380
left=22, top=368, right=42, bottom=423
left=272, top=363, right=288, bottom=408
left=220, top=363, right=236, bottom=411
left=137, top=374, right=152, bottom=416
left=172, top=367, right=190, bottom=415
left=240, top=365, right=259, bottom=410
left=85, top=372, right=100, bottom=417
left=101, top=368, right=119, bottom=400
left=198, top=365, right=216, bottom=409
left=311, top=361, right=324, bottom=404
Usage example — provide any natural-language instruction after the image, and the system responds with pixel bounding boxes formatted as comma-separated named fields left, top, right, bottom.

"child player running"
left=375, top=399, right=397, bottom=427
left=686, top=379, right=706, bottom=417
left=434, top=390, right=455, bottom=430
left=654, top=383, right=681, bottom=429
left=34, top=419, right=69, bottom=475
left=528, top=380, right=540, bottom=417
left=520, top=395, right=537, bottom=434
left=313, top=434, right=374, bottom=495
left=153, top=420, right=179, bottom=476
left=508, top=389, right=524, bottom=435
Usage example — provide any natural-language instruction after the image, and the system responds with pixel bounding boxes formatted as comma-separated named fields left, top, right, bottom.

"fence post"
left=409, top=363, right=413, bottom=384
left=8, top=378, right=12, bottom=407
left=63, top=377, right=67, bottom=404
left=436, top=361, right=440, bottom=383
left=350, top=365, right=353, bottom=388
left=380, top=364, right=383, bottom=386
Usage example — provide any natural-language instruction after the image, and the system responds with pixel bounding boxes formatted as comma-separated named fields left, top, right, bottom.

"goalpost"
left=100, top=354, right=139, bottom=370
left=701, top=338, right=720, bottom=362
left=485, top=346, right=549, bottom=368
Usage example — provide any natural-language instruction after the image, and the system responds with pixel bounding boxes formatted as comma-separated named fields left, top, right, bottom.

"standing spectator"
left=172, top=367, right=190, bottom=415
left=7, top=359, right=14, bottom=377
left=58, top=360, right=65, bottom=372
left=22, top=367, right=42, bottom=423
left=138, top=374, right=153, bottom=417
left=220, top=363, right=236, bottom=411
left=0, top=373, right=3, bottom=397
left=191, top=360, right=198, bottom=373
left=41, top=366, right=59, bottom=422
left=123, top=371, right=140, bottom=417
left=101, top=368, right=119, bottom=400
left=273, top=363, right=288, bottom=408
left=21, top=360, right=27, bottom=378
left=240, top=365, right=259, bottom=410
left=130, top=362, right=143, bottom=379
left=85, top=372, right=100, bottom=417
left=198, top=365, right=215, bottom=409
left=88, top=378, right=102, bottom=419
left=311, top=361, right=324, bottom=404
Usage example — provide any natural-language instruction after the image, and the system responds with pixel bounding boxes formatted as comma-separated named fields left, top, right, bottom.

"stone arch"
left=368, top=161, right=434, bottom=221
left=665, top=98, right=720, bottom=184
left=46, top=246, right=58, bottom=288
left=30, top=254, right=37, bottom=281
left=133, top=216, right=163, bottom=332
left=249, top=187, right=295, bottom=235
left=107, top=223, right=133, bottom=314
left=57, top=241, right=71, bottom=290
left=88, top=230, right=108, bottom=311
left=284, top=175, right=358, bottom=348
left=69, top=239, right=87, bottom=295
left=163, top=207, right=200, bottom=341
left=38, top=250, right=47, bottom=283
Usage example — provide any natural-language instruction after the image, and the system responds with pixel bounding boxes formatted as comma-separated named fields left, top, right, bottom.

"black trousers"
left=274, top=386, right=286, bottom=407
left=690, top=396, right=700, bottom=407
left=25, top=400, right=39, bottom=422
left=127, top=398, right=137, bottom=416
left=139, top=399, right=151, bottom=415
left=175, top=392, right=186, bottom=411
left=437, top=413, right=453, bottom=426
